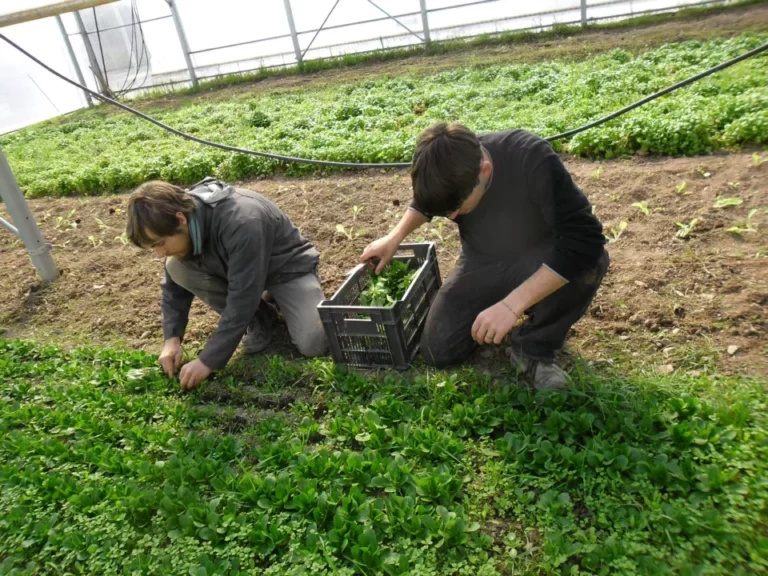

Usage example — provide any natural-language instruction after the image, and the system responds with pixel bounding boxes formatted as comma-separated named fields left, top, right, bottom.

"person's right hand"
left=159, top=337, right=183, bottom=378
left=360, top=234, right=400, bottom=274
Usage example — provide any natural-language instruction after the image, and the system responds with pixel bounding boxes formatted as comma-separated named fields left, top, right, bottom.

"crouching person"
left=361, top=124, right=608, bottom=390
left=127, top=177, right=327, bottom=390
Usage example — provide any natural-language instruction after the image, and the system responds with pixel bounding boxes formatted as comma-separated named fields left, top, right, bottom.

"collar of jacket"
left=185, top=178, right=234, bottom=258
left=188, top=202, right=203, bottom=257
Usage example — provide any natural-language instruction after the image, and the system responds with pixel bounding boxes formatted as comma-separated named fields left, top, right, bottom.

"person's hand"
left=158, top=338, right=183, bottom=377
left=471, top=301, right=522, bottom=345
left=360, top=234, right=400, bottom=274
left=179, top=358, right=212, bottom=391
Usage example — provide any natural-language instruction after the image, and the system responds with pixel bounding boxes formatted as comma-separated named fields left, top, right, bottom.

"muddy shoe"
left=509, top=348, right=568, bottom=391
left=243, top=300, right=279, bottom=354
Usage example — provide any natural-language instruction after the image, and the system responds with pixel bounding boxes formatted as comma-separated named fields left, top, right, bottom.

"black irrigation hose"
left=0, top=34, right=404, bottom=170
left=1, top=32, right=766, bottom=170
left=545, top=41, right=768, bottom=142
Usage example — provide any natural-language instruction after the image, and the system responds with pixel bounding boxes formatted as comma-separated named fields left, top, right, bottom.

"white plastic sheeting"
left=1, top=0, right=732, bottom=134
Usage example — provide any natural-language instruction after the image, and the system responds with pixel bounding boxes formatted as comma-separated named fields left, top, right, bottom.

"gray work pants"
left=166, top=257, right=327, bottom=357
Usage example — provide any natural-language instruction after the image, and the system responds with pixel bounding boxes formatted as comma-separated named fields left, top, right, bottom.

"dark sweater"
left=411, top=129, right=605, bottom=281
left=161, top=178, right=319, bottom=370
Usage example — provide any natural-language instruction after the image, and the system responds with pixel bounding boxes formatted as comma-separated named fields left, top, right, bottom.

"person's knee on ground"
left=420, top=324, right=470, bottom=369
left=293, top=322, right=327, bottom=358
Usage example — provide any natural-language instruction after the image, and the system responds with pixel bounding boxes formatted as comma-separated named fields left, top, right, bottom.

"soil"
left=3, top=4, right=768, bottom=377
left=2, top=151, right=766, bottom=377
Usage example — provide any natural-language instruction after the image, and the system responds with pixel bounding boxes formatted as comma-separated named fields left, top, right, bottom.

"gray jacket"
left=162, top=178, right=319, bottom=369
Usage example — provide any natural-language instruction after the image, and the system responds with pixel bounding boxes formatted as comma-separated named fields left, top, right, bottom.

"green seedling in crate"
left=359, top=260, right=416, bottom=307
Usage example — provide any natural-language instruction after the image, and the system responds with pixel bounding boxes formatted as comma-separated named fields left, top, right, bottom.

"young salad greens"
left=359, top=260, right=416, bottom=307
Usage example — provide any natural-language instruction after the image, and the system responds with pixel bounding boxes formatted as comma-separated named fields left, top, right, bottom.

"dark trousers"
left=420, top=247, right=609, bottom=368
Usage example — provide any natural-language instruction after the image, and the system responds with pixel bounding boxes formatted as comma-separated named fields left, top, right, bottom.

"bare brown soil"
left=2, top=152, right=766, bottom=377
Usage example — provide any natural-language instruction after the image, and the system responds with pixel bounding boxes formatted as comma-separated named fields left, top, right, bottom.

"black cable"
left=136, top=2, right=152, bottom=91
left=125, top=0, right=140, bottom=93
left=116, top=0, right=137, bottom=95
left=122, top=0, right=145, bottom=95
left=1, top=32, right=766, bottom=169
left=545, top=41, right=768, bottom=142
left=0, top=33, right=407, bottom=169
left=92, top=7, right=110, bottom=95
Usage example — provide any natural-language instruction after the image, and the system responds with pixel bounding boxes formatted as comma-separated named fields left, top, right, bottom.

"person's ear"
left=176, top=212, right=188, bottom=228
left=480, top=159, right=492, bottom=179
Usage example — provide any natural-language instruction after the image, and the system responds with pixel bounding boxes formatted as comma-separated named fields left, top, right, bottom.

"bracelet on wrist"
left=500, top=300, right=520, bottom=319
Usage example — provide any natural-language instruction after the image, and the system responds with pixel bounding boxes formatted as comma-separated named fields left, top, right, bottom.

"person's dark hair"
left=126, top=180, right=195, bottom=248
left=411, top=122, right=482, bottom=216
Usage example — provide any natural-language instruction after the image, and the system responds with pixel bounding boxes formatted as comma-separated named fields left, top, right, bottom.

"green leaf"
left=632, top=201, right=650, bottom=215
left=666, top=462, right=684, bottom=477
left=126, top=368, right=148, bottom=381
left=613, top=455, right=629, bottom=469
left=713, top=197, right=743, bottom=208
left=360, top=527, right=378, bottom=549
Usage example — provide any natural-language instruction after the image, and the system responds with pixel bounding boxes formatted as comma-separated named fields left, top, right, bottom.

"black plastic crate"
left=318, top=243, right=442, bottom=370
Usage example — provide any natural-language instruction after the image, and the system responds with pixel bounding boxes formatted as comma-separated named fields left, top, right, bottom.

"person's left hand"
left=472, top=301, right=521, bottom=345
left=179, top=358, right=212, bottom=391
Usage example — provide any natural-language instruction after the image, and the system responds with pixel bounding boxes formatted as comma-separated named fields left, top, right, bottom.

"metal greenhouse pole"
left=0, top=0, right=120, bottom=283
left=167, top=0, right=198, bottom=87
left=0, top=148, right=58, bottom=282
left=55, top=14, right=93, bottom=107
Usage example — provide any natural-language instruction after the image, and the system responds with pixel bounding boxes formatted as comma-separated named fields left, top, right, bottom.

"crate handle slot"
left=394, top=246, right=416, bottom=258
left=362, top=243, right=430, bottom=272
left=343, top=318, right=383, bottom=337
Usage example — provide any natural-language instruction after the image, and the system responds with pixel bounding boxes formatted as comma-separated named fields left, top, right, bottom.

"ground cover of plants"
left=2, top=338, right=768, bottom=576
left=1, top=33, right=766, bottom=198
